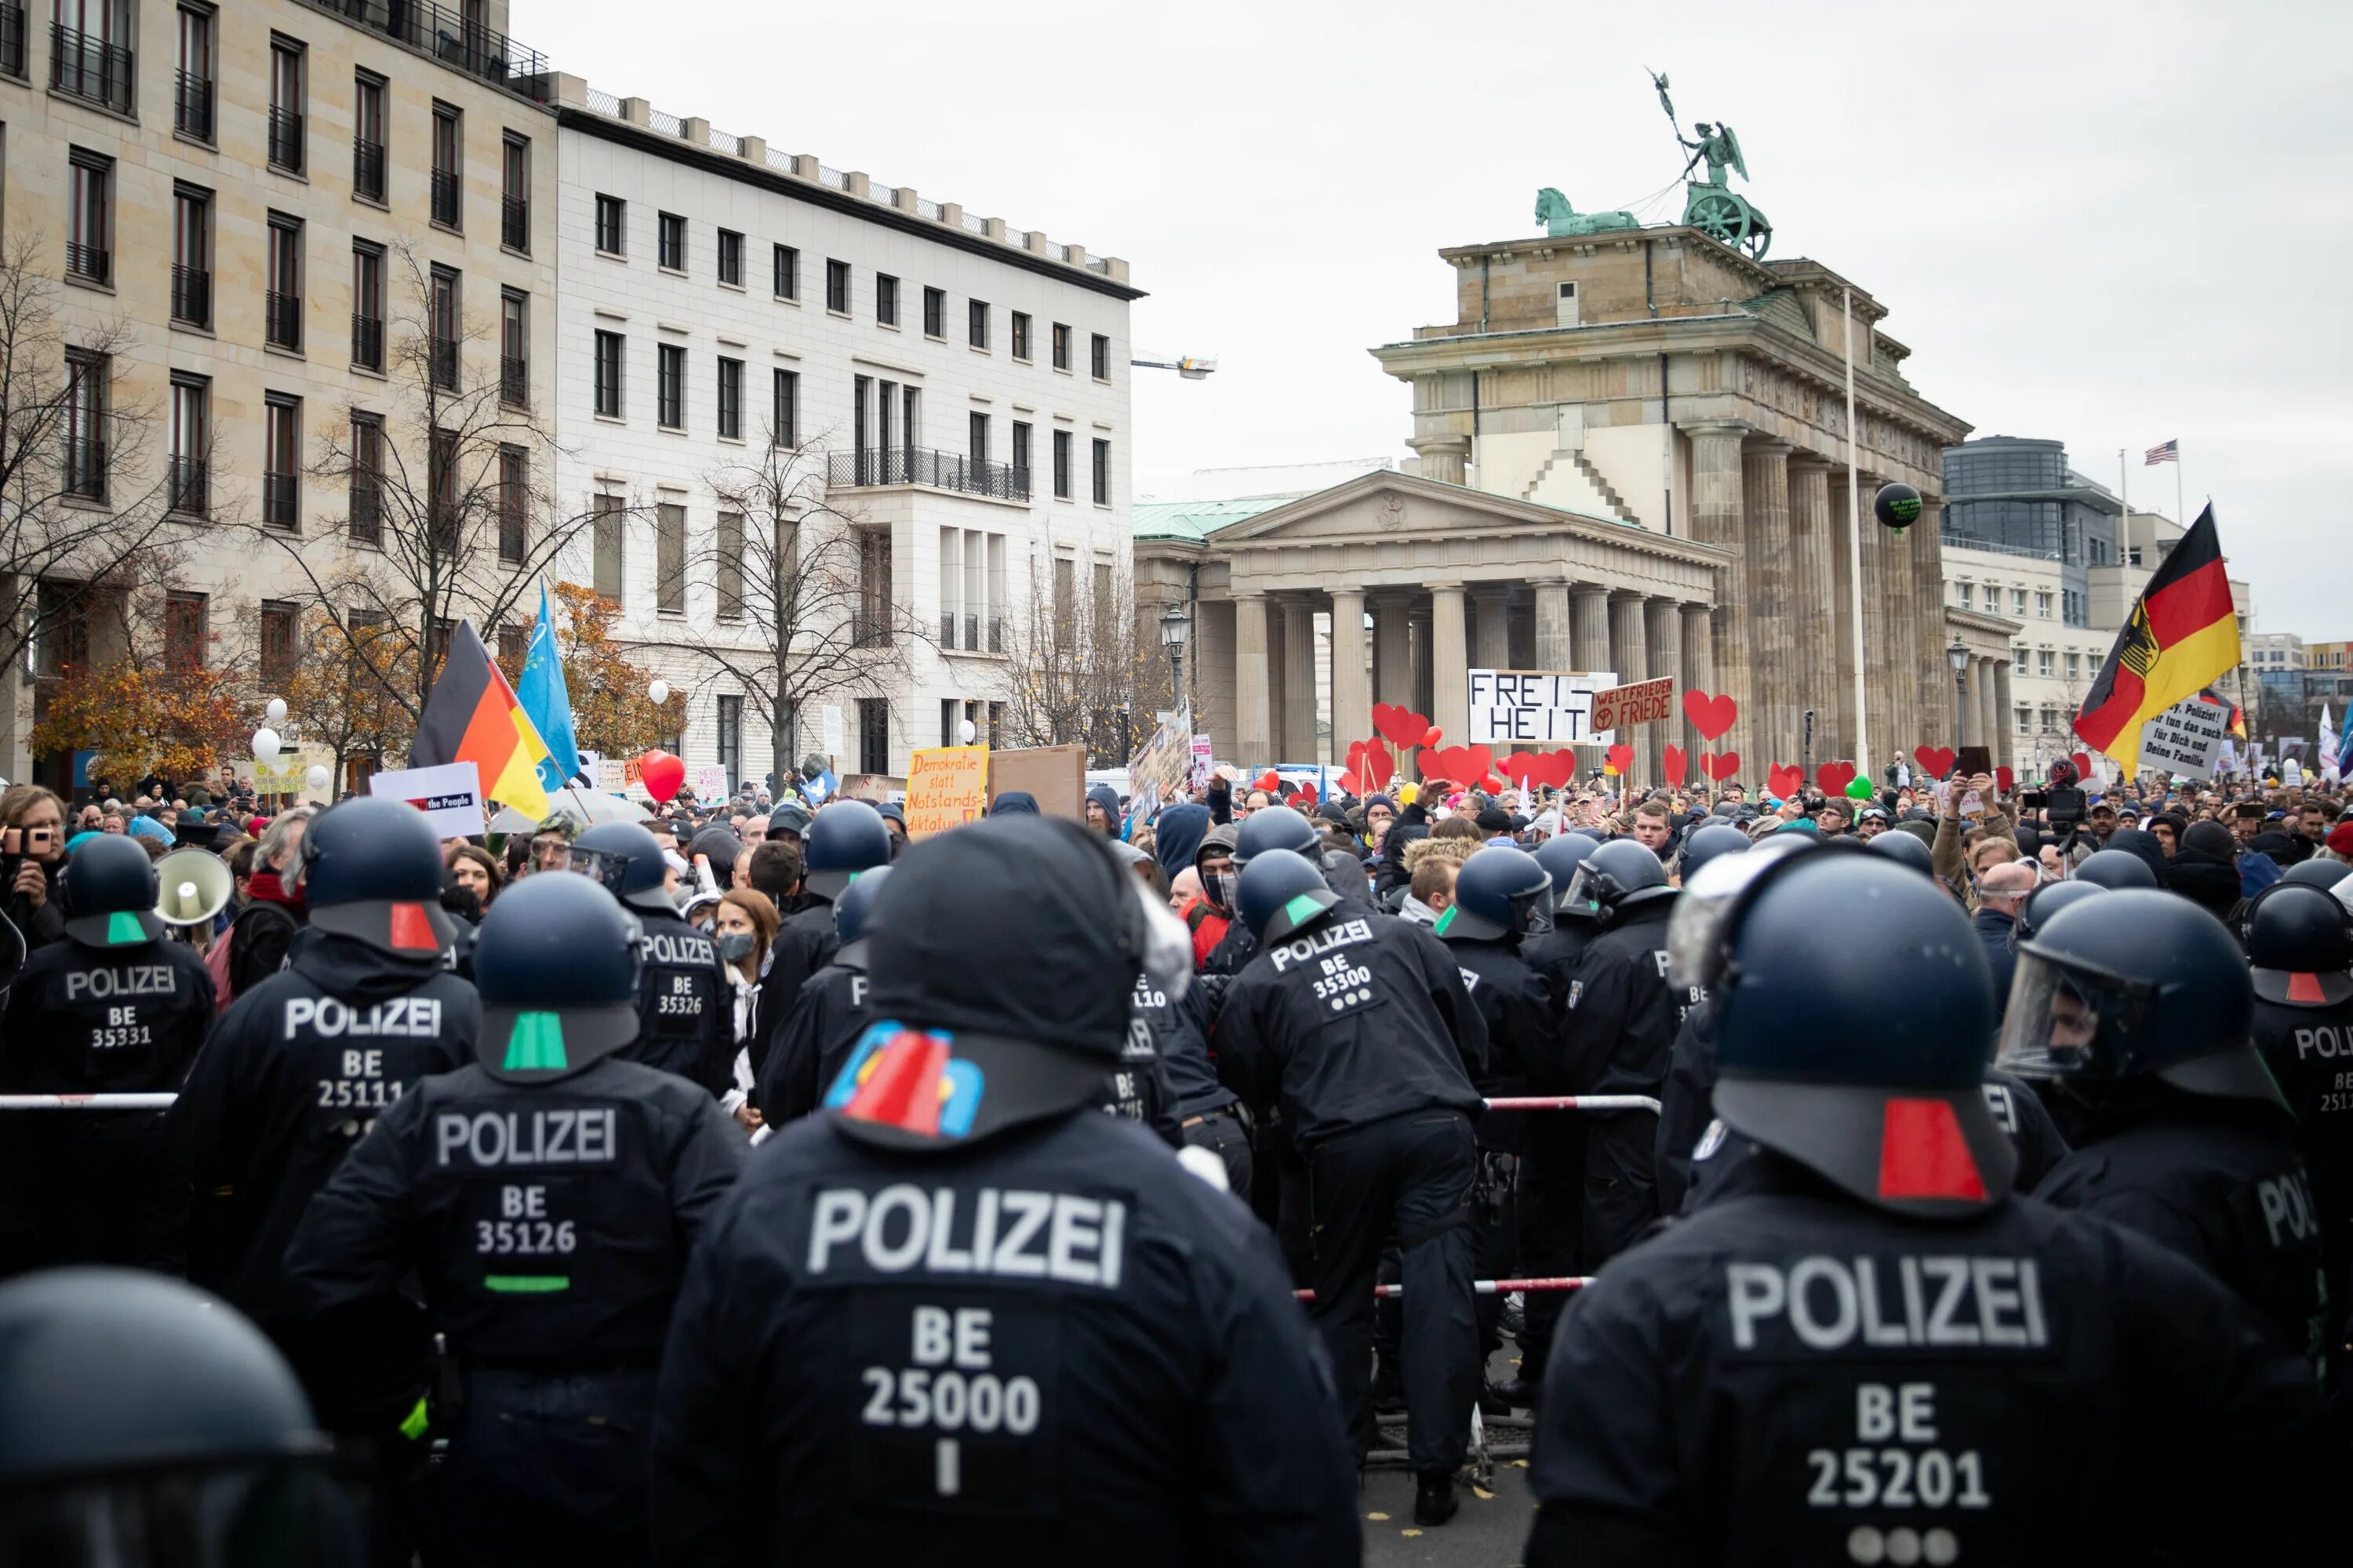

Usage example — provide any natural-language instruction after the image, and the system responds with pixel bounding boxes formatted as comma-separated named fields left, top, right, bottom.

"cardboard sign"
left=2137, top=696, right=2230, bottom=780
left=904, top=746, right=990, bottom=838
left=1467, top=670, right=1619, bottom=747
left=821, top=705, right=845, bottom=759
left=693, top=764, right=729, bottom=803
left=1189, top=734, right=1214, bottom=793
left=369, top=761, right=486, bottom=838
left=1589, top=677, right=1675, bottom=733
left=838, top=772, right=906, bottom=803
left=988, top=745, right=1088, bottom=820
left=1124, top=708, right=1195, bottom=834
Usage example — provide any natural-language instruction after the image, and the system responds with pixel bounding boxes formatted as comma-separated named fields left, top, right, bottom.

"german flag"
left=2198, top=687, right=2248, bottom=741
left=2074, top=506, right=2241, bottom=777
left=411, top=620, right=556, bottom=816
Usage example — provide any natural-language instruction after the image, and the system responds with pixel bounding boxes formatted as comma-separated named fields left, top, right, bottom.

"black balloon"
left=1873, top=482, right=1922, bottom=532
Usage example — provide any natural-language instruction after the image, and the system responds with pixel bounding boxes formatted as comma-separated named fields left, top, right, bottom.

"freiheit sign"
left=1467, top=669, right=1618, bottom=747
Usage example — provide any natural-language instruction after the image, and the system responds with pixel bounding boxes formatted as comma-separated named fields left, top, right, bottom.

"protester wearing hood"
left=1177, top=823, right=1239, bottom=969
left=1085, top=784, right=1124, bottom=835
left=2103, top=827, right=2172, bottom=883
left=2165, top=820, right=2245, bottom=919
left=1153, top=802, right=1210, bottom=889
left=991, top=791, right=1041, bottom=817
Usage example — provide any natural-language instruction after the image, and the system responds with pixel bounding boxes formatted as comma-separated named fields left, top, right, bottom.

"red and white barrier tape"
left=1481, top=1094, right=1660, bottom=1114
left=1296, top=1275, right=1592, bottom=1302
left=0, top=1093, right=179, bottom=1110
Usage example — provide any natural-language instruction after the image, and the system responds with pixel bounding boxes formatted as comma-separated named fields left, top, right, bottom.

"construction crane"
left=1131, top=350, right=1217, bottom=380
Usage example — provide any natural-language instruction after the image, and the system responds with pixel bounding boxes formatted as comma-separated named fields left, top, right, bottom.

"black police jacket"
left=762, top=898, right=839, bottom=1025
left=1562, top=900, right=1691, bottom=1097
left=2251, top=994, right=2352, bottom=1334
left=1214, top=909, right=1486, bottom=1152
left=1134, top=968, right=1232, bottom=1119
left=1525, top=1151, right=2331, bottom=1566
left=649, top=1108, right=1361, bottom=1566
left=752, top=948, right=871, bottom=1125
left=1518, top=919, right=1597, bottom=1031
left=617, top=909, right=729, bottom=1097
left=1443, top=935, right=1550, bottom=1153
left=169, top=930, right=478, bottom=1328
left=2035, top=1088, right=2331, bottom=1369
left=1100, top=1003, right=1183, bottom=1149
left=284, top=1057, right=742, bottom=1375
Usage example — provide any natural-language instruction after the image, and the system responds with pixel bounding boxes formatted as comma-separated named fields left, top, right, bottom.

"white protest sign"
left=1467, top=669, right=1618, bottom=748
left=2136, top=695, right=2230, bottom=780
left=821, top=705, right=845, bottom=759
left=369, top=762, right=486, bottom=838
left=693, top=763, right=729, bottom=802
left=1190, top=733, right=1213, bottom=793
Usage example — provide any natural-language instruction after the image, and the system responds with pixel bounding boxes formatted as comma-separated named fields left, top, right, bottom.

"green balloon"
left=1845, top=776, right=1874, bottom=801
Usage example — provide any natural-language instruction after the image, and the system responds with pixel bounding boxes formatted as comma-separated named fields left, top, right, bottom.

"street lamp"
left=1160, top=602, right=1191, bottom=715
left=1947, top=638, right=1970, bottom=751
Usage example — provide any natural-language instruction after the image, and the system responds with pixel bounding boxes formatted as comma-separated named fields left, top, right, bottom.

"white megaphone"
left=155, top=847, right=235, bottom=927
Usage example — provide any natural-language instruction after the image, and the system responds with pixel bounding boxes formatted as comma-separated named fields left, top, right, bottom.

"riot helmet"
left=2016, top=879, right=2107, bottom=944
left=2281, top=859, right=2351, bottom=893
left=1232, top=806, right=1318, bottom=867
left=1867, top=828, right=1935, bottom=879
left=1440, top=846, right=1553, bottom=942
left=1677, top=822, right=1751, bottom=885
left=834, top=862, right=893, bottom=948
left=1533, top=831, right=1602, bottom=918
left=2074, top=848, right=2161, bottom=890
left=802, top=799, right=891, bottom=900
left=1562, top=837, right=1674, bottom=923
left=1666, top=833, right=1819, bottom=992
left=570, top=821, right=675, bottom=915
left=1236, top=848, right=1339, bottom=947
left=473, top=871, right=645, bottom=1083
left=60, top=834, right=163, bottom=948
left=2242, top=881, right=2353, bottom=1007
left=298, top=796, right=456, bottom=955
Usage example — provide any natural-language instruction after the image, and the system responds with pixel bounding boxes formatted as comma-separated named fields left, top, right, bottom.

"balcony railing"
left=167, top=457, right=208, bottom=516
left=170, top=265, right=210, bottom=327
left=431, top=338, right=460, bottom=391
left=431, top=168, right=460, bottom=227
left=63, top=439, right=107, bottom=502
left=303, top=0, right=550, bottom=97
left=174, top=70, right=213, bottom=138
left=51, top=24, right=132, bottom=115
left=351, top=314, right=384, bottom=371
left=263, top=474, right=300, bottom=531
left=0, top=5, right=24, bottom=78
left=500, top=355, right=527, bottom=406
left=65, top=242, right=107, bottom=286
left=266, top=292, right=303, bottom=351
left=353, top=136, right=386, bottom=202
left=828, top=446, right=1032, bottom=503
left=501, top=195, right=529, bottom=252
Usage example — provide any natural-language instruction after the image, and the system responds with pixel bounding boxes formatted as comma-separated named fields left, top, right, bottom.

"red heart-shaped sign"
left=1537, top=751, right=1580, bottom=790
left=1500, top=752, right=1543, bottom=788
left=639, top=749, right=686, bottom=804
left=2070, top=751, right=2093, bottom=780
left=1700, top=749, right=1741, bottom=782
left=1682, top=689, right=1738, bottom=741
left=1995, top=766, right=2016, bottom=794
left=1606, top=744, right=1635, bottom=776
left=1817, top=760, right=1857, bottom=796
left=1915, top=746, right=1956, bottom=780
left=1362, top=740, right=1395, bottom=791
left=1662, top=744, right=1689, bottom=787
left=1297, top=782, right=1318, bottom=806
left=1480, top=775, right=1504, bottom=795
left=1420, top=745, right=1469, bottom=784
left=1255, top=769, right=1281, bottom=792
left=1767, top=763, right=1802, bottom=799
left=1334, top=770, right=1361, bottom=796
left=1372, top=703, right=1434, bottom=751
left=1420, top=726, right=1444, bottom=750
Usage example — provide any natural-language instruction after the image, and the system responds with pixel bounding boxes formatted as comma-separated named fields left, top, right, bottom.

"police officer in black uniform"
left=2009, top=889, right=2331, bottom=1371
left=285, top=871, right=744, bottom=1566
left=650, top=816, right=1359, bottom=1565
left=571, top=821, right=728, bottom=1096
left=1525, top=846, right=2331, bottom=1566
left=1202, top=807, right=1329, bottom=977
left=1520, top=831, right=1602, bottom=1013
left=0, top=835, right=213, bottom=1269
left=1142, top=938, right=1253, bottom=1199
left=762, top=800, right=892, bottom=1022
left=754, top=864, right=889, bottom=1126
left=1104, top=968, right=1184, bottom=1148
left=1217, top=847, right=1487, bottom=1526
left=2244, top=880, right=2353, bottom=1381
left=1651, top=828, right=1762, bottom=1221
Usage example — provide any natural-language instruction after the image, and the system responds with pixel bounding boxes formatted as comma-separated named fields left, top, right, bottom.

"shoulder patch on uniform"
left=1693, top=1118, right=1727, bottom=1163
left=1565, top=979, right=1584, bottom=1010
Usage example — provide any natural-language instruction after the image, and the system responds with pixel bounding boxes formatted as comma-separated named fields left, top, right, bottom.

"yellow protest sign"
left=905, top=746, right=990, bottom=839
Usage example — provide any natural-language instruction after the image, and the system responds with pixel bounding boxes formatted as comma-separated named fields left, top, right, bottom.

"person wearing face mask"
left=713, top=890, right=780, bottom=1134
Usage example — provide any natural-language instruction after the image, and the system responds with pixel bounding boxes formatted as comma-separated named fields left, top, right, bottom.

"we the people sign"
left=1467, top=670, right=1618, bottom=747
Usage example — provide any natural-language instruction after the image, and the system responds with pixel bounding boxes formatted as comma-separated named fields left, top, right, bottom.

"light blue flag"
left=518, top=581, right=582, bottom=793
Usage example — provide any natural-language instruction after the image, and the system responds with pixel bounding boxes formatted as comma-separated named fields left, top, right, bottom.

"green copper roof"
left=1132, top=495, right=1293, bottom=544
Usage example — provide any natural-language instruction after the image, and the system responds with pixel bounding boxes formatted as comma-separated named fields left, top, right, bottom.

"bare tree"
left=240, top=242, right=615, bottom=723
left=995, top=558, right=1173, bottom=765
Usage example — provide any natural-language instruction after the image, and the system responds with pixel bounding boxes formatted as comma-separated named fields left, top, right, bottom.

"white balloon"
left=958, top=719, right=976, bottom=744
left=252, top=727, right=282, bottom=763
left=305, top=765, right=330, bottom=792
left=264, top=697, right=288, bottom=724
left=648, top=678, right=671, bottom=707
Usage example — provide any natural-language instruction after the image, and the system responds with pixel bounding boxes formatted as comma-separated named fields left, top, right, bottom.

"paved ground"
left=1361, top=1344, right=1537, bottom=1566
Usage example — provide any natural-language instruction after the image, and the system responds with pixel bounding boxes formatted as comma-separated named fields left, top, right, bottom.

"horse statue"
left=1535, top=187, right=1640, bottom=238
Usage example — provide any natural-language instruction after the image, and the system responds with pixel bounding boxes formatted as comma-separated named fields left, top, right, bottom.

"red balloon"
left=640, top=748, right=686, bottom=804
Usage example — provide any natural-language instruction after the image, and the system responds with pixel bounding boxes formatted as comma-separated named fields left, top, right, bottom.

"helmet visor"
left=1666, top=846, right=1791, bottom=994
left=1515, top=887, right=1555, bottom=937
left=566, top=846, right=635, bottom=898
left=1559, top=863, right=1608, bottom=922
left=0, top=1457, right=368, bottom=1565
left=1131, top=875, right=1194, bottom=1006
left=1995, top=949, right=2159, bottom=1081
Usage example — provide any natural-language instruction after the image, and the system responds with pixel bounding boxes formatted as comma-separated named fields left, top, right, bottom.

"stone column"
left=1234, top=593, right=1271, bottom=765
left=1429, top=584, right=1469, bottom=750
left=1645, top=598, right=1682, bottom=786
left=1827, top=473, right=1860, bottom=765
left=1914, top=501, right=1951, bottom=752
left=1680, top=603, right=1715, bottom=771
left=1978, top=657, right=2002, bottom=769
left=1571, top=584, right=1613, bottom=674
left=1410, top=601, right=1434, bottom=722
left=1472, top=588, right=1511, bottom=671
left=1282, top=599, right=1317, bottom=762
left=1533, top=579, right=1572, bottom=671
left=1609, top=593, right=1649, bottom=787
left=1373, top=593, right=1418, bottom=777
left=1742, top=441, right=1796, bottom=769
left=1330, top=588, right=1370, bottom=763
left=1686, top=424, right=1750, bottom=764
left=1193, top=599, right=1235, bottom=756
left=1409, top=435, right=1469, bottom=486
left=1994, top=657, right=2015, bottom=773
left=1787, top=457, right=1838, bottom=762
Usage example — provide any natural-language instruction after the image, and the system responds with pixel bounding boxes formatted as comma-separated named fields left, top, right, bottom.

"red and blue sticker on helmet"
left=824, top=1023, right=985, bottom=1139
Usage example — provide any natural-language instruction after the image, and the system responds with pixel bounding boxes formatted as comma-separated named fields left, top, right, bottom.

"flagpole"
left=1843, top=286, right=1869, bottom=783
left=2175, top=446, right=2184, bottom=525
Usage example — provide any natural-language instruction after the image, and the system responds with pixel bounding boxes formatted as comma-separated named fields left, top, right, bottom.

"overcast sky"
left=519, top=0, right=2353, bottom=633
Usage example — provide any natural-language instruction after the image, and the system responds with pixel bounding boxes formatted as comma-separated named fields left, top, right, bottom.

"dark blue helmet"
left=2282, top=859, right=2351, bottom=892
left=2000, top=890, right=2274, bottom=1107
left=300, top=796, right=456, bottom=955
left=1442, top=846, right=1552, bottom=942
left=2074, top=848, right=2159, bottom=890
left=2016, top=879, right=2105, bottom=943
left=804, top=800, right=891, bottom=900
left=1672, top=842, right=2013, bottom=1215
left=835, top=862, right=893, bottom=947
left=1533, top=832, right=1601, bottom=917
left=474, top=871, right=645, bottom=1082
left=1237, top=847, right=1337, bottom=945
left=2242, top=882, right=2353, bottom=1007
left=1233, top=806, right=1318, bottom=867
left=1678, top=823, right=1751, bottom=884
left=60, top=834, right=162, bottom=948
left=1867, top=828, right=1935, bottom=878
left=572, top=821, right=674, bottom=915
left=1564, top=838, right=1672, bottom=921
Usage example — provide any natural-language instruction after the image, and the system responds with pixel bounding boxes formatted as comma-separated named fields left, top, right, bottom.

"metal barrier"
left=1295, top=1275, right=1590, bottom=1303
left=0, top=1094, right=179, bottom=1110
left=1482, top=1093, right=1660, bottom=1114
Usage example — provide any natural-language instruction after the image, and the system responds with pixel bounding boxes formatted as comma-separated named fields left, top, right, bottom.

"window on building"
left=657, top=344, right=685, bottom=430
left=1092, top=438, right=1111, bottom=504
left=263, top=393, right=300, bottom=531
left=593, top=493, right=624, bottom=600
left=1091, top=333, right=1111, bottom=380
left=260, top=601, right=297, bottom=689
left=716, top=694, right=742, bottom=787
left=1053, top=553, right=1075, bottom=633
left=717, top=227, right=743, bottom=286
left=656, top=502, right=686, bottom=613
left=856, top=529, right=892, bottom=646
left=351, top=240, right=385, bottom=370
left=63, top=349, right=105, bottom=500
left=174, top=4, right=214, bottom=140
left=496, top=621, right=527, bottom=671
left=499, top=290, right=527, bottom=406
left=67, top=148, right=111, bottom=284
left=501, top=133, right=529, bottom=252
left=1052, top=322, right=1071, bottom=371
left=939, top=529, right=961, bottom=648
left=161, top=591, right=206, bottom=670
left=922, top=286, right=944, bottom=338
left=876, top=273, right=898, bottom=326
left=2015, top=704, right=2032, bottom=734
left=715, top=511, right=744, bottom=622
left=967, top=411, right=991, bottom=470
left=858, top=697, right=889, bottom=776
left=595, top=194, right=625, bottom=255
left=2064, top=651, right=2081, bottom=681
left=348, top=410, right=383, bottom=544
left=772, top=368, right=798, bottom=447
left=1053, top=429, right=1072, bottom=500
left=429, top=266, right=460, bottom=390
left=717, top=355, right=743, bottom=440
left=826, top=258, right=849, bottom=313
left=267, top=36, right=304, bottom=172
left=2040, top=705, right=2058, bottom=733
left=167, top=373, right=208, bottom=515
left=353, top=71, right=387, bottom=202
left=657, top=211, right=685, bottom=271
left=2038, top=648, right=2055, bottom=677
left=968, top=299, right=988, bottom=350
left=497, top=444, right=526, bottom=563
left=170, top=184, right=210, bottom=327
left=773, top=244, right=797, bottom=299
left=427, top=426, right=457, bottom=555
left=1954, top=582, right=1971, bottom=609
left=431, top=102, right=461, bottom=227
left=2035, top=590, right=2053, bottom=620
left=592, top=330, right=624, bottom=420
left=1011, top=311, right=1031, bottom=362
left=2010, top=588, right=2028, bottom=616
left=1011, top=422, right=1031, bottom=493
left=264, top=213, right=303, bottom=351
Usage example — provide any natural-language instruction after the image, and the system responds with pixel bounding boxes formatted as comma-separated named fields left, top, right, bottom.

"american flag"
left=2144, top=438, right=2179, bottom=465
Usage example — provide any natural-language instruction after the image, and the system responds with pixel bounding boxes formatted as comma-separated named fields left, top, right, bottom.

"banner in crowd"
left=2073, top=505, right=2241, bottom=776
left=988, top=746, right=1087, bottom=820
left=693, top=764, right=729, bottom=802
left=1588, top=677, right=1675, bottom=733
left=2135, top=693, right=2231, bottom=780
left=1190, top=734, right=1214, bottom=794
left=1467, top=669, right=1618, bottom=747
left=1123, top=708, right=1194, bottom=833
left=410, top=620, right=558, bottom=816
left=369, top=762, right=486, bottom=838
left=905, top=746, right=990, bottom=838
left=249, top=754, right=310, bottom=793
